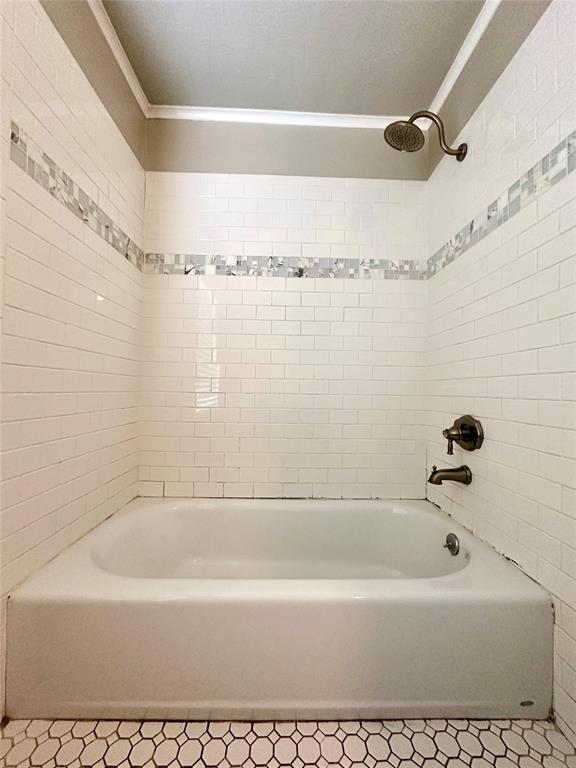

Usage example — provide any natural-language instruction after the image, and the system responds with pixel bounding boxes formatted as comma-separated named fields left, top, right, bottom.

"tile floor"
left=1, top=718, right=574, bottom=768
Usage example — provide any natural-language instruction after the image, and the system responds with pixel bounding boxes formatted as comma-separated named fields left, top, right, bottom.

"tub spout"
left=428, top=465, right=472, bottom=485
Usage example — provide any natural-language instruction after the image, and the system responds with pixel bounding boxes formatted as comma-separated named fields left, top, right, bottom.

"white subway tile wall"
left=141, top=175, right=428, bottom=501
left=144, top=173, right=427, bottom=265
left=426, top=0, right=576, bottom=741
left=139, top=271, right=427, bottom=500
left=0, top=0, right=145, bottom=716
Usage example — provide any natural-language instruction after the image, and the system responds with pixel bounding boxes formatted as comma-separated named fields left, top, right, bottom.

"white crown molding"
left=429, top=0, right=504, bottom=115
left=86, top=0, right=151, bottom=116
left=89, top=0, right=500, bottom=129
left=147, top=105, right=414, bottom=130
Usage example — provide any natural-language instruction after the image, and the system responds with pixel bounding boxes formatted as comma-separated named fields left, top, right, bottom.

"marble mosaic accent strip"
left=427, top=129, right=576, bottom=278
left=2, top=717, right=575, bottom=768
left=9, top=123, right=145, bottom=271
left=143, top=252, right=428, bottom=280
left=9, top=122, right=425, bottom=281
left=10, top=123, right=576, bottom=281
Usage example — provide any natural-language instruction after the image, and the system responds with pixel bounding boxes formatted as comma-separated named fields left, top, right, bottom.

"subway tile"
left=518, top=265, right=561, bottom=303
left=538, top=225, right=576, bottom=269
left=539, top=285, right=576, bottom=320
left=518, top=212, right=560, bottom=255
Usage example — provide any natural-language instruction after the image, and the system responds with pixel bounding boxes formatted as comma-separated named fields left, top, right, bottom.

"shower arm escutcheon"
left=409, top=110, right=468, bottom=162
left=442, top=415, right=484, bottom=455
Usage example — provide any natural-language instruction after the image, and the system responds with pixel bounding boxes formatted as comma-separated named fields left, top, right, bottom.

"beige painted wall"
left=146, top=119, right=430, bottom=180
left=40, top=0, right=147, bottom=163
left=428, top=0, right=550, bottom=171
left=40, top=0, right=550, bottom=180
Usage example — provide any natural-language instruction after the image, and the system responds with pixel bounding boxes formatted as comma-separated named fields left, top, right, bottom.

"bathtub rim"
left=10, top=497, right=552, bottom=607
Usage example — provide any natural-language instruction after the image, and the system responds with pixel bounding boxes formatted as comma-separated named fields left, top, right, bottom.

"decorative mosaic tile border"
left=9, top=123, right=145, bottom=271
left=10, top=124, right=576, bottom=282
left=2, top=716, right=575, bottom=768
left=9, top=122, right=424, bottom=281
left=427, top=129, right=576, bottom=278
left=144, top=252, right=427, bottom=279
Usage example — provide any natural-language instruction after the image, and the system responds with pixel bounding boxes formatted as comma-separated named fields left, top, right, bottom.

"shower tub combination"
left=7, top=498, right=552, bottom=720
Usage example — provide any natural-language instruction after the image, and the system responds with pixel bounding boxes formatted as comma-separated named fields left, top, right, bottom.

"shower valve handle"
left=442, top=426, right=460, bottom=455
left=442, top=416, right=484, bottom=455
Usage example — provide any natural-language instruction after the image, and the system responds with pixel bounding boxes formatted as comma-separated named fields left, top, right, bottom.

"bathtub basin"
left=6, top=498, right=552, bottom=720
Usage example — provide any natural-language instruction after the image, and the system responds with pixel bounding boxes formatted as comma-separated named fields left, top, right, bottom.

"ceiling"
left=103, top=0, right=484, bottom=115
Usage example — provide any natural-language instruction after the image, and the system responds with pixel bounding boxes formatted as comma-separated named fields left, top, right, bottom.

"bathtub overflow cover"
left=443, top=533, right=460, bottom=556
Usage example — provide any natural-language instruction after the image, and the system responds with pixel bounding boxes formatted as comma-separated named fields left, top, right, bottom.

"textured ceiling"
left=103, top=0, right=484, bottom=115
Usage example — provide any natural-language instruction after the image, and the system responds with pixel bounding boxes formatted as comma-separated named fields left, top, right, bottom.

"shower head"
left=383, top=120, right=425, bottom=153
left=384, top=110, right=467, bottom=162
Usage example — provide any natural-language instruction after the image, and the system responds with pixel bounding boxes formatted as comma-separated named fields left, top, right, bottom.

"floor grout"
left=1, top=718, right=574, bottom=768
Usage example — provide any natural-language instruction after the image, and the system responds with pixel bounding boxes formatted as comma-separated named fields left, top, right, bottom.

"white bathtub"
left=7, top=498, right=552, bottom=720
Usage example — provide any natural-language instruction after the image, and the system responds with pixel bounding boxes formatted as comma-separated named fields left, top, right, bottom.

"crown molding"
left=86, top=0, right=151, bottom=116
left=90, top=0, right=501, bottom=129
left=429, top=0, right=504, bottom=114
left=147, top=105, right=417, bottom=130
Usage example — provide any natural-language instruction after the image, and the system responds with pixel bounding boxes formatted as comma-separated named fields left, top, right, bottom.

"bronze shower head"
left=384, top=110, right=467, bottom=161
left=383, top=120, right=425, bottom=153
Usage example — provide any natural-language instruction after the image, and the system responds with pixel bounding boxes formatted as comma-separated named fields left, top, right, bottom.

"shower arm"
left=408, top=110, right=467, bottom=160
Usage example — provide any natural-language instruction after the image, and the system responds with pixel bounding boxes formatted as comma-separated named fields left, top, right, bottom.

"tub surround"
left=138, top=273, right=427, bottom=501
left=0, top=0, right=145, bottom=720
left=0, top=0, right=145, bottom=593
left=425, top=0, right=576, bottom=739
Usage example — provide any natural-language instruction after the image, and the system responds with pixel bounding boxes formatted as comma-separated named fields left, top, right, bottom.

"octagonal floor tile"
left=1, top=717, right=574, bottom=768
